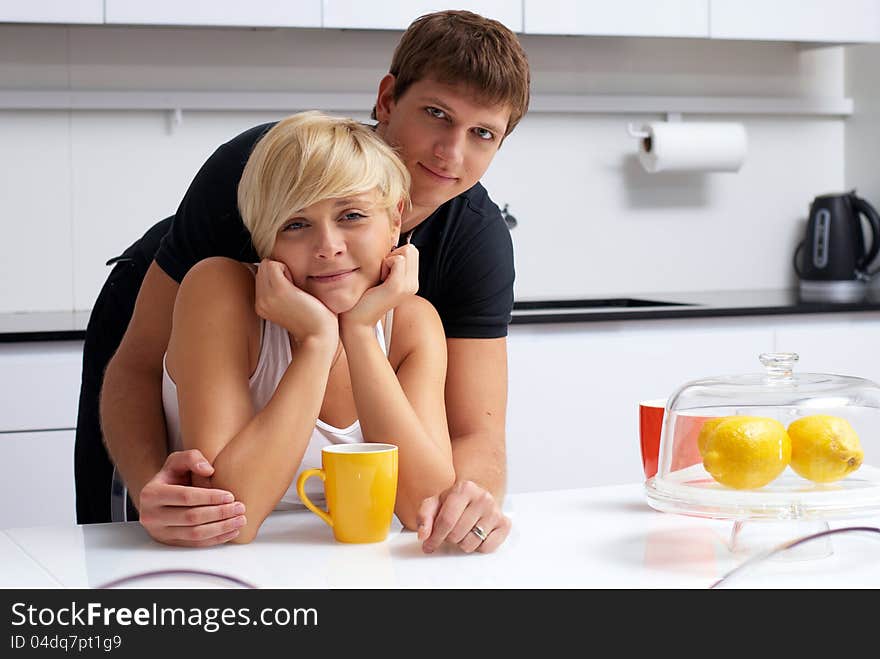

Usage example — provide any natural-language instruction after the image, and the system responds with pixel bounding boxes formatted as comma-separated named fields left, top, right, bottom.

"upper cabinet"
left=3, top=1, right=879, bottom=44
left=322, top=1, right=522, bottom=32
left=104, top=0, right=321, bottom=28
left=710, top=0, right=880, bottom=43
left=524, top=0, right=709, bottom=38
left=0, top=0, right=103, bottom=24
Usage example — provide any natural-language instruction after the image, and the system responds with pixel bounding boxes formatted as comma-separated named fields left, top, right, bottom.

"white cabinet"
left=323, top=1, right=522, bottom=32
left=0, top=342, right=82, bottom=529
left=5, top=0, right=879, bottom=44
left=0, top=341, right=83, bottom=432
left=105, top=0, right=322, bottom=28
left=524, top=0, right=709, bottom=38
left=0, top=0, right=102, bottom=24
left=710, top=0, right=880, bottom=43
left=773, top=314, right=880, bottom=380
left=0, top=430, right=76, bottom=529
left=505, top=318, right=774, bottom=493
left=523, top=0, right=880, bottom=42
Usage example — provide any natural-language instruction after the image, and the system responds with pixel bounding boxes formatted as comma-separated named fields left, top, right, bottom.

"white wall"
left=847, top=44, right=880, bottom=204
left=845, top=42, right=880, bottom=294
left=0, top=24, right=850, bottom=311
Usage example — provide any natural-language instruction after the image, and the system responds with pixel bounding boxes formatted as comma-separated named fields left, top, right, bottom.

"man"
left=76, top=10, right=530, bottom=554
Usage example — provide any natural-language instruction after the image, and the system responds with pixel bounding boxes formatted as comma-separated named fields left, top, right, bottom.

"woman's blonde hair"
left=238, top=111, right=411, bottom=258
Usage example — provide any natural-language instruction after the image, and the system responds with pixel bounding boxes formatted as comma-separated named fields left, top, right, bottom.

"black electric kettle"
left=794, top=190, right=880, bottom=302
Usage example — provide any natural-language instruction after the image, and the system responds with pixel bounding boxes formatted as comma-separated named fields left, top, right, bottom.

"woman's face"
left=271, top=190, right=400, bottom=314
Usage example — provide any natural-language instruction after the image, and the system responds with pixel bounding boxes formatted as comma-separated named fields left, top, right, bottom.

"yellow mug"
left=296, top=443, right=399, bottom=543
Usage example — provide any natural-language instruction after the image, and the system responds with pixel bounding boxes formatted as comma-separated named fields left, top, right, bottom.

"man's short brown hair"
left=374, top=10, right=530, bottom=137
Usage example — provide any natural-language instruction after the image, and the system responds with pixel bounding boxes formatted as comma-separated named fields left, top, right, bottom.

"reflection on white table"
left=711, top=526, right=880, bottom=589
left=2, top=485, right=878, bottom=588
left=0, top=531, right=59, bottom=587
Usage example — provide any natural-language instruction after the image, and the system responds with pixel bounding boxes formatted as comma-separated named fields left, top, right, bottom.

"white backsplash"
left=0, top=24, right=858, bottom=311
left=486, top=114, right=844, bottom=300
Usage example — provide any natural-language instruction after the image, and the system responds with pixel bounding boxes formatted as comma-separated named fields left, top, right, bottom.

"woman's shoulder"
left=390, top=295, right=445, bottom=361
left=181, top=257, right=255, bottom=294
left=176, top=257, right=257, bottom=320
left=394, top=294, right=442, bottom=329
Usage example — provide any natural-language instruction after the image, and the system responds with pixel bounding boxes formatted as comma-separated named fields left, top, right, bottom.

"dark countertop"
left=0, top=310, right=91, bottom=343
left=509, top=288, right=880, bottom=324
left=3, top=289, right=880, bottom=342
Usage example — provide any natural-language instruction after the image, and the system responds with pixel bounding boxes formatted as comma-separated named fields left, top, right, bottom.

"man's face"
left=375, top=77, right=511, bottom=214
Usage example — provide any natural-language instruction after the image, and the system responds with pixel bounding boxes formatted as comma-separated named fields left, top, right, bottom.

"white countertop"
left=3, top=484, right=879, bottom=589
left=0, top=531, right=61, bottom=587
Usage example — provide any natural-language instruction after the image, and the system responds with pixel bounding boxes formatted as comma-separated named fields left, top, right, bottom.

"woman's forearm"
left=203, top=337, right=337, bottom=542
left=341, top=324, right=455, bottom=528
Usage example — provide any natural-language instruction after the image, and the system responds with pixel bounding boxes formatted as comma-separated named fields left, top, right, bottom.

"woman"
left=161, top=112, right=455, bottom=544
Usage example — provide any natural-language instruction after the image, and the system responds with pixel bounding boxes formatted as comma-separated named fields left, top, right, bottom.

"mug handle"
left=295, top=469, right=333, bottom=528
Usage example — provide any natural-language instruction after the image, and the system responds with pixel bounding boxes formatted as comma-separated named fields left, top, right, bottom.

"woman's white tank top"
left=162, top=311, right=393, bottom=509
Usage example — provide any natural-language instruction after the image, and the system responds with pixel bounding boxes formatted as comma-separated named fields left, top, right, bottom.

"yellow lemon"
left=699, top=416, right=791, bottom=489
left=696, top=417, right=726, bottom=455
left=787, top=415, right=864, bottom=483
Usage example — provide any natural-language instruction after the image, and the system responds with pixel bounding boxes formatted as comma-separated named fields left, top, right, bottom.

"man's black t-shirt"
left=154, top=122, right=515, bottom=338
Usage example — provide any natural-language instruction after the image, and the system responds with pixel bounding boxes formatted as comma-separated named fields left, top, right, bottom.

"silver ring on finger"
left=470, top=524, right=488, bottom=542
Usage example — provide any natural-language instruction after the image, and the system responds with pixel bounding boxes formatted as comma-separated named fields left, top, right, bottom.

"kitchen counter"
left=0, top=310, right=90, bottom=343
left=5, top=289, right=880, bottom=342
left=511, top=288, right=880, bottom=324
left=3, top=484, right=879, bottom=589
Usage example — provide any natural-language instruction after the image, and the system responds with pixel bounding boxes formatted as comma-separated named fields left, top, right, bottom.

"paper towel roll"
left=637, top=122, right=747, bottom=173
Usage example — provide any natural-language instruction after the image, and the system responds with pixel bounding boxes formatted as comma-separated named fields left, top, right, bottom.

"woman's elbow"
left=397, top=511, right=420, bottom=532
left=228, top=520, right=260, bottom=544
left=437, top=464, right=456, bottom=493
left=229, top=530, right=257, bottom=545
left=426, top=464, right=456, bottom=501
left=397, top=468, right=456, bottom=531
left=411, top=466, right=455, bottom=502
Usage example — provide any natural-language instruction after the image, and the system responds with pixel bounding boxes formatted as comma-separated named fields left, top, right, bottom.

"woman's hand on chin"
left=254, top=259, right=338, bottom=344
left=340, top=244, right=419, bottom=331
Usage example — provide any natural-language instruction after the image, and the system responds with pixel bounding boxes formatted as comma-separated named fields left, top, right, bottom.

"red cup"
left=639, top=399, right=666, bottom=480
left=640, top=399, right=712, bottom=480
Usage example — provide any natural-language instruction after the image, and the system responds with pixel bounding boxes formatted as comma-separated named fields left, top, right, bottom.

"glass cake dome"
left=646, top=352, right=880, bottom=523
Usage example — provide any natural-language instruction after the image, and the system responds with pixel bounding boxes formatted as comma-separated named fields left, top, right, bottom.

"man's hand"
left=416, top=480, right=511, bottom=554
left=138, top=450, right=248, bottom=547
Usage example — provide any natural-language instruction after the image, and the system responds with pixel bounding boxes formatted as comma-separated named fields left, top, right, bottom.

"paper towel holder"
left=626, top=112, right=682, bottom=139
left=627, top=116, right=748, bottom=174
